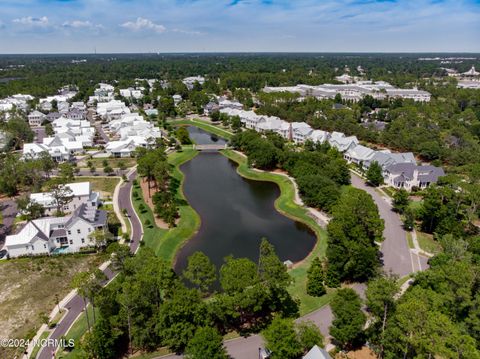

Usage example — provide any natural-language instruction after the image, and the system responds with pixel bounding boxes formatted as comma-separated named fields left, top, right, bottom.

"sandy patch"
left=139, top=179, right=169, bottom=229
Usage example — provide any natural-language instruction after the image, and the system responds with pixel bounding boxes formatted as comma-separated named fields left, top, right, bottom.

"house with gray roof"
left=4, top=203, right=107, bottom=258
left=384, top=163, right=445, bottom=191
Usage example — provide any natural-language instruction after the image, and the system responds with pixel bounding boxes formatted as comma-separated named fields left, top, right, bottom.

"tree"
left=366, top=275, right=399, bottom=356
left=104, top=165, right=114, bottom=176
left=88, top=229, right=113, bottom=249
left=184, top=327, right=228, bottom=359
left=326, top=187, right=384, bottom=282
left=366, top=161, right=384, bottom=187
left=183, top=252, right=217, bottom=296
left=392, top=189, right=410, bottom=213
left=330, top=288, right=366, bottom=350
left=175, top=127, right=192, bottom=145
left=296, top=321, right=324, bottom=352
left=58, top=162, right=75, bottom=183
left=262, top=317, right=302, bottom=359
left=16, top=196, right=45, bottom=220
left=220, top=257, right=259, bottom=294
left=82, top=316, right=119, bottom=359
left=306, top=257, right=326, bottom=297
left=38, top=151, right=56, bottom=179
left=258, top=238, right=291, bottom=289
left=45, top=122, right=54, bottom=136
left=47, top=181, right=74, bottom=215
left=156, top=287, right=208, bottom=351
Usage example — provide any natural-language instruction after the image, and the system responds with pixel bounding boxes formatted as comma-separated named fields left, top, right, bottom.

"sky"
left=0, top=0, right=479, bottom=53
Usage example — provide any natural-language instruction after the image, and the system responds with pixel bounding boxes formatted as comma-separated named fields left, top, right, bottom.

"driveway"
left=350, top=173, right=428, bottom=276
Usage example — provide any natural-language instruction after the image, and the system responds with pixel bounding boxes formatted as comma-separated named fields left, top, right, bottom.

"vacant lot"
left=78, top=157, right=137, bottom=169
left=0, top=254, right=105, bottom=358
left=71, top=176, right=120, bottom=198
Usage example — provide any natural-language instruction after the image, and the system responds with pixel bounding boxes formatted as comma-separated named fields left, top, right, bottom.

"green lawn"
left=221, top=149, right=331, bottom=315
left=29, top=330, right=50, bottom=359
left=56, top=305, right=98, bottom=359
left=406, top=231, right=414, bottom=249
left=133, top=149, right=201, bottom=263
left=170, top=118, right=234, bottom=139
left=416, top=231, right=442, bottom=255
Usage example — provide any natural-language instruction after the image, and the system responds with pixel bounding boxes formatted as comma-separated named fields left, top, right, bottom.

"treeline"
left=230, top=130, right=350, bottom=212
left=76, top=239, right=300, bottom=358
left=136, top=147, right=179, bottom=227
left=2, top=53, right=475, bottom=99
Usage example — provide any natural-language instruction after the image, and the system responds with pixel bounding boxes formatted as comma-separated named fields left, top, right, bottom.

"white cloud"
left=121, top=17, right=166, bottom=33
left=62, top=20, right=104, bottom=30
left=171, top=28, right=202, bottom=35
left=12, top=16, right=49, bottom=27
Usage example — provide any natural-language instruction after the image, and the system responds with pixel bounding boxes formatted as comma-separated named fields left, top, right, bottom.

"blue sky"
left=0, top=0, right=479, bottom=53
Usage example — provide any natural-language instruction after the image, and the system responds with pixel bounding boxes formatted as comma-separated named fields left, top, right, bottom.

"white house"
left=30, top=181, right=100, bottom=215
left=4, top=204, right=107, bottom=258
left=308, top=130, right=329, bottom=144
left=328, top=133, right=359, bottom=152
left=182, top=76, right=205, bottom=90
left=23, top=143, right=71, bottom=162
left=303, top=345, right=331, bottom=359
left=384, top=163, right=445, bottom=191
left=105, top=139, right=139, bottom=157
left=363, top=150, right=416, bottom=170
left=96, top=100, right=130, bottom=120
left=28, top=110, right=46, bottom=127
left=344, top=144, right=376, bottom=165
left=292, top=122, right=313, bottom=143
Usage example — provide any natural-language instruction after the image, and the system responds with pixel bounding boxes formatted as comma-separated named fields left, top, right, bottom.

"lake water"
left=174, top=126, right=316, bottom=272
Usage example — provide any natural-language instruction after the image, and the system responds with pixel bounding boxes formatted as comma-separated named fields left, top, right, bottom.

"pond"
left=174, top=126, right=316, bottom=273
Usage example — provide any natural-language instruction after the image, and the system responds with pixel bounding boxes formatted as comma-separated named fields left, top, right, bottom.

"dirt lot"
left=0, top=254, right=105, bottom=358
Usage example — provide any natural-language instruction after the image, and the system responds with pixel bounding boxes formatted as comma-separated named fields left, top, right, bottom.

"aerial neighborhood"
left=0, top=53, right=479, bottom=359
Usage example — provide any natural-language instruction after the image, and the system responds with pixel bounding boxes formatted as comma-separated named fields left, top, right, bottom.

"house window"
left=69, top=240, right=73, bottom=244
left=81, top=238, right=85, bottom=244
left=44, top=244, right=47, bottom=249
left=77, top=229, right=81, bottom=234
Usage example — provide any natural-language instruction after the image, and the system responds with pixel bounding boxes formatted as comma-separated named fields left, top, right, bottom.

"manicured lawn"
left=57, top=305, right=98, bottom=359
left=170, top=118, right=234, bottom=139
left=70, top=176, right=120, bottom=198
left=221, top=149, right=331, bottom=315
left=133, top=149, right=201, bottom=263
left=0, top=254, right=105, bottom=359
left=416, top=231, right=442, bottom=255
left=30, top=330, right=50, bottom=359
left=406, top=231, right=415, bottom=249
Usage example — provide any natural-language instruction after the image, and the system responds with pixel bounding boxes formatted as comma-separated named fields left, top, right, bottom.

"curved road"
left=36, top=169, right=141, bottom=359
left=350, top=173, right=428, bottom=276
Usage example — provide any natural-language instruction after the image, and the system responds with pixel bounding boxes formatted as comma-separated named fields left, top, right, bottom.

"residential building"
left=364, top=150, right=416, bottom=170
left=173, top=94, right=182, bottom=106
left=28, top=110, right=46, bottom=127
left=4, top=204, right=107, bottom=258
left=96, top=100, right=130, bottom=120
left=23, top=143, right=71, bottom=162
left=384, top=163, right=445, bottom=191
left=344, top=144, right=376, bottom=165
left=66, top=109, right=86, bottom=121
left=30, top=182, right=100, bottom=215
left=303, top=345, right=331, bottom=359
left=182, top=76, right=205, bottom=90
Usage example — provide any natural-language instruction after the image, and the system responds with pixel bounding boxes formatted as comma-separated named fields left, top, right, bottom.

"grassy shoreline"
left=169, top=118, right=234, bottom=139
left=221, top=149, right=330, bottom=315
left=133, top=149, right=201, bottom=263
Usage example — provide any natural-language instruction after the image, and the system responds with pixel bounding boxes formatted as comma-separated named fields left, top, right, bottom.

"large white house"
left=384, top=163, right=445, bottom=191
left=182, top=76, right=205, bottom=90
left=96, top=100, right=130, bottom=120
left=30, top=182, right=100, bottom=215
left=4, top=204, right=107, bottom=258
left=264, top=80, right=431, bottom=102
left=28, top=110, right=46, bottom=127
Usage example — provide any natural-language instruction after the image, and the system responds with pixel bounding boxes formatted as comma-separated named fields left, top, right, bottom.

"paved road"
left=0, top=199, right=17, bottom=249
left=36, top=171, right=141, bottom=359
left=350, top=173, right=428, bottom=276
